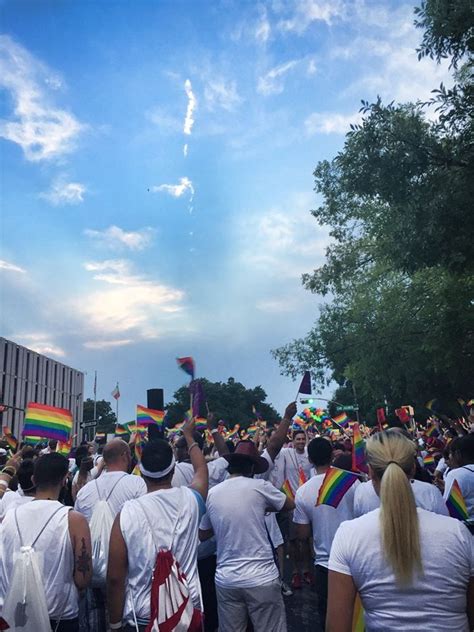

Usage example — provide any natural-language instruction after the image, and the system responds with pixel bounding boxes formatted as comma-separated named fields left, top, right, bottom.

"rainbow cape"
left=351, top=423, right=365, bottom=472
left=281, top=479, right=295, bottom=501
left=446, top=480, right=468, bottom=521
left=136, top=405, right=164, bottom=427
left=176, top=356, right=195, bottom=379
left=23, top=403, right=73, bottom=442
left=2, top=426, right=18, bottom=452
left=316, top=467, right=359, bottom=508
left=333, top=413, right=350, bottom=428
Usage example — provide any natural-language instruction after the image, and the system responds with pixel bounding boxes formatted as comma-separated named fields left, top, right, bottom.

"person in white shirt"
left=327, top=430, right=474, bottom=632
left=199, top=440, right=294, bottom=632
left=0, top=458, right=36, bottom=522
left=294, top=437, right=359, bottom=628
left=444, top=433, right=474, bottom=520
left=107, top=418, right=208, bottom=632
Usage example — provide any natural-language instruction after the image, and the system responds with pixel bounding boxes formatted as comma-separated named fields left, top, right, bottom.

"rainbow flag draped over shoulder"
left=281, top=479, right=295, bottom=501
left=136, top=405, right=164, bottom=427
left=176, top=356, right=195, bottom=379
left=23, top=403, right=73, bottom=442
left=351, top=423, right=366, bottom=472
left=446, top=480, right=468, bottom=521
left=316, top=467, right=359, bottom=508
left=2, top=426, right=18, bottom=452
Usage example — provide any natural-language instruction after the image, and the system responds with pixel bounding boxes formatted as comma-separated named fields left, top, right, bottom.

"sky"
left=0, top=0, right=451, bottom=423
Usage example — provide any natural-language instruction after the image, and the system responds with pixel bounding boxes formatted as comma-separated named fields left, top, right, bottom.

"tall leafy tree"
left=83, top=398, right=117, bottom=433
left=273, top=0, right=474, bottom=416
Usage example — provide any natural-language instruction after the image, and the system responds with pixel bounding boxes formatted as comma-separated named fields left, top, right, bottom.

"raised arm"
left=207, top=413, right=229, bottom=457
left=266, top=402, right=296, bottom=462
left=183, top=417, right=209, bottom=501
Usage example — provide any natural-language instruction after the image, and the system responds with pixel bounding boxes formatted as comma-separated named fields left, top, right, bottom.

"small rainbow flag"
left=423, top=454, right=436, bottom=467
left=166, top=422, right=184, bottom=436
left=351, top=423, right=366, bottom=472
left=115, top=425, right=129, bottom=437
left=176, top=356, right=195, bottom=379
left=316, top=467, right=359, bottom=508
left=23, top=403, right=73, bottom=442
left=247, top=424, right=258, bottom=435
left=226, top=424, right=240, bottom=440
left=446, top=479, right=468, bottom=521
left=333, top=413, right=350, bottom=428
left=2, top=426, right=18, bottom=452
left=281, top=479, right=295, bottom=501
left=195, top=417, right=207, bottom=431
left=57, top=437, right=73, bottom=456
left=136, top=405, right=164, bottom=427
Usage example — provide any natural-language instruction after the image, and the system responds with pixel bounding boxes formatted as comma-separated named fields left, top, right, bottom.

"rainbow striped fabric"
left=176, top=356, right=195, bottom=379
left=23, top=403, right=73, bottom=442
left=115, top=425, right=130, bottom=437
left=316, top=467, right=359, bottom=508
left=423, top=454, right=436, bottom=467
left=333, top=413, right=350, bottom=428
left=247, top=424, right=258, bottom=435
left=195, top=417, right=207, bottom=430
left=351, top=423, right=365, bottom=471
left=226, top=424, right=240, bottom=440
left=57, top=438, right=73, bottom=456
left=298, top=467, right=307, bottom=487
left=136, top=405, right=164, bottom=427
left=446, top=480, right=468, bottom=521
left=281, top=479, right=295, bottom=501
left=166, top=422, right=184, bottom=437
left=2, top=426, right=18, bottom=452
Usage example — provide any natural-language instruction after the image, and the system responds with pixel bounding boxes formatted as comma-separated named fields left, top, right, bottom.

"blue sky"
left=0, top=0, right=451, bottom=422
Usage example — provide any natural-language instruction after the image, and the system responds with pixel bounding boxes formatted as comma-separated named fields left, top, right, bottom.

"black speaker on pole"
left=147, top=388, right=165, bottom=441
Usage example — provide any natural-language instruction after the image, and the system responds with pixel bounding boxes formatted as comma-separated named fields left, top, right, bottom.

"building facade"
left=0, top=337, right=84, bottom=439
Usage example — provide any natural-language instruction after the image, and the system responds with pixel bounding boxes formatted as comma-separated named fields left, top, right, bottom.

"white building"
left=0, top=337, right=84, bottom=440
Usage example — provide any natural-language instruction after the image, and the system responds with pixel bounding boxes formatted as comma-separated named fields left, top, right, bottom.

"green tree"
left=83, top=398, right=117, bottom=433
left=273, top=0, right=474, bottom=417
left=165, top=378, right=280, bottom=428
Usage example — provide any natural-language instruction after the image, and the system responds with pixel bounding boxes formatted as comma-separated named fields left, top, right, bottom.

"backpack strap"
left=139, top=489, right=183, bottom=552
left=105, top=473, right=128, bottom=502
left=14, top=504, right=69, bottom=548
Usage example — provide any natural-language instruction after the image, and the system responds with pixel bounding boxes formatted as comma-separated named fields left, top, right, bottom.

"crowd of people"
left=0, top=403, right=473, bottom=632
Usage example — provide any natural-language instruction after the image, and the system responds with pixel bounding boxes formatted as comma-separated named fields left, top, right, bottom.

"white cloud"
left=305, top=111, right=363, bottom=135
left=151, top=177, right=194, bottom=199
left=83, top=339, right=133, bottom=350
left=40, top=176, right=86, bottom=205
left=307, top=59, right=317, bottom=75
left=183, top=79, right=196, bottom=135
left=0, top=35, right=84, bottom=161
left=204, top=79, right=242, bottom=112
left=0, top=260, right=26, bottom=274
left=255, top=8, right=271, bottom=43
left=84, top=225, right=155, bottom=251
left=257, top=60, right=299, bottom=96
left=77, top=260, right=186, bottom=337
left=12, top=333, right=65, bottom=358
left=277, top=0, right=344, bottom=34
left=183, top=143, right=188, bottom=157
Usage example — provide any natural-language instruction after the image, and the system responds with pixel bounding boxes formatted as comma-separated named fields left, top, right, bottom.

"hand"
left=207, top=412, right=218, bottom=431
left=182, top=414, right=196, bottom=438
left=79, top=456, right=94, bottom=473
left=283, top=402, right=297, bottom=421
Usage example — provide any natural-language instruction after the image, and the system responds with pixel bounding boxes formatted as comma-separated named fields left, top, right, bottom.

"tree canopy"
left=165, top=377, right=280, bottom=427
left=83, top=398, right=117, bottom=433
left=272, top=0, right=473, bottom=421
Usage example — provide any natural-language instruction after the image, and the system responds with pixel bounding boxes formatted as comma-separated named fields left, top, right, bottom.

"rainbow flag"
left=292, top=419, right=308, bottom=431
left=298, top=467, right=307, bottom=487
left=136, top=405, right=164, bottom=427
left=316, top=467, right=359, bottom=508
left=2, top=426, right=18, bottom=452
left=446, top=480, right=468, bottom=521
left=352, top=594, right=365, bottom=632
left=57, top=438, right=72, bottom=456
left=281, top=479, right=295, bottom=501
left=333, top=413, right=350, bottom=428
left=115, top=425, right=129, bottom=437
left=176, top=356, right=195, bottom=379
left=226, top=424, right=240, bottom=440
left=166, top=422, right=184, bottom=436
left=195, top=417, right=207, bottom=431
left=247, top=424, right=258, bottom=435
left=423, top=454, right=436, bottom=467
left=23, top=403, right=73, bottom=442
left=351, top=423, right=365, bottom=472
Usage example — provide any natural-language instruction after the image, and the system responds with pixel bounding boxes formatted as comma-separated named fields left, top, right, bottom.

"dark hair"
left=75, top=445, right=89, bottom=468
left=48, top=439, right=58, bottom=449
left=225, top=439, right=236, bottom=454
left=459, top=434, right=474, bottom=464
left=293, top=429, right=306, bottom=440
left=332, top=453, right=354, bottom=472
left=141, top=440, right=174, bottom=481
left=308, top=437, right=332, bottom=466
left=17, top=459, right=35, bottom=492
left=34, top=453, right=69, bottom=488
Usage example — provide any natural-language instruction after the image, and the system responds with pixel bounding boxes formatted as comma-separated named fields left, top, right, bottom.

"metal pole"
left=93, top=370, right=97, bottom=435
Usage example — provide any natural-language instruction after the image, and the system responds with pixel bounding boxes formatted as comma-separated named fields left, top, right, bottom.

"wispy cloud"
left=277, top=0, right=344, bottom=34
left=204, top=79, right=242, bottom=112
left=147, top=107, right=182, bottom=134
left=255, top=7, right=271, bottom=43
left=305, top=111, right=362, bottom=135
left=151, top=177, right=194, bottom=199
left=12, top=333, right=65, bottom=358
left=83, top=339, right=134, bottom=350
left=257, top=60, right=299, bottom=96
left=0, top=259, right=26, bottom=274
left=84, top=225, right=155, bottom=251
left=183, top=79, right=196, bottom=135
left=0, top=35, right=84, bottom=161
left=40, top=176, right=86, bottom=205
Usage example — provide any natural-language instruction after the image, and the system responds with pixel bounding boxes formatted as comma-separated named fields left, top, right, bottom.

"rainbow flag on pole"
left=316, top=467, right=359, bottom=508
left=333, top=413, right=350, bottom=428
left=446, top=480, right=468, bottom=521
left=136, top=405, right=164, bottom=427
left=2, top=426, right=18, bottom=452
left=423, top=454, right=436, bottom=467
left=351, top=423, right=366, bottom=472
left=22, top=403, right=73, bottom=442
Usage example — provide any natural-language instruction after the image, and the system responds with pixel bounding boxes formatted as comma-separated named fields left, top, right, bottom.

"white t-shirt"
left=171, top=461, right=194, bottom=488
left=293, top=472, right=359, bottom=568
left=272, top=447, right=312, bottom=494
left=74, top=471, right=146, bottom=522
left=444, top=465, right=474, bottom=520
left=200, top=476, right=286, bottom=588
left=329, top=508, right=473, bottom=632
left=354, top=479, right=449, bottom=517
left=0, top=491, right=34, bottom=522
left=207, top=457, right=229, bottom=488
left=120, top=487, right=205, bottom=626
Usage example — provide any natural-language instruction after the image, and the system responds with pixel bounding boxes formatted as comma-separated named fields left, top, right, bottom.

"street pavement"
left=284, top=582, right=322, bottom=631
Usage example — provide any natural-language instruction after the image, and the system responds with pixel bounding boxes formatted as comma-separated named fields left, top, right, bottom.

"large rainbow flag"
left=316, top=467, right=359, bottom=508
left=136, top=405, right=164, bottom=427
left=446, top=480, right=468, bottom=521
left=22, top=403, right=73, bottom=442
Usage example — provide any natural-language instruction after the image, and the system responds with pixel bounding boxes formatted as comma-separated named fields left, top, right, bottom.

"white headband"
left=139, top=455, right=176, bottom=479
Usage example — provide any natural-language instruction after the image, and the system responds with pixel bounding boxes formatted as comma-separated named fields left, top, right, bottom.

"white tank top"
left=0, top=500, right=79, bottom=620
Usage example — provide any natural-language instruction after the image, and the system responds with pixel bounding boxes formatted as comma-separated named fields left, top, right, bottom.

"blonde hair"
left=366, top=431, right=422, bottom=585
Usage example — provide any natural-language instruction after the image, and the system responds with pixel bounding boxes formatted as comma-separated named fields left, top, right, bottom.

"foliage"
left=272, top=0, right=474, bottom=415
left=83, top=398, right=117, bottom=433
left=165, top=377, right=280, bottom=427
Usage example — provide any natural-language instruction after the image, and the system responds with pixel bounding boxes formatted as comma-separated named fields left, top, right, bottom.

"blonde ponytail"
left=366, top=431, right=422, bottom=585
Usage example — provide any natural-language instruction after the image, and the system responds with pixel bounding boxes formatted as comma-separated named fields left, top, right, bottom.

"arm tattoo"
left=76, top=537, right=91, bottom=578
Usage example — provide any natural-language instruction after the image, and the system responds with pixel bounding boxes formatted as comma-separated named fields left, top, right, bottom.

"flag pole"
left=116, top=382, right=119, bottom=425
left=93, top=370, right=97, bottom=426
